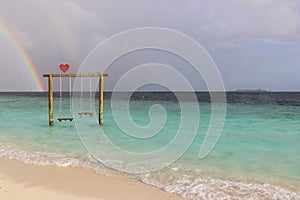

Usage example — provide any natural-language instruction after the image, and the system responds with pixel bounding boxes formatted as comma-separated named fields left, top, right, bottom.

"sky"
left=0, top=0, right=300, bottom=91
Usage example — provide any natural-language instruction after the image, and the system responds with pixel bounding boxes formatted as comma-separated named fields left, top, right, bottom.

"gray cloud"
left=0, top=0, right=300, bottom=91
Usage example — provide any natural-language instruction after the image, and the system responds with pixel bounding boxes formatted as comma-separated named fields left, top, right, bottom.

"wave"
left=0, top=143, right=80, bottom=167
left=167, top=176, right=300, bottom=199
left=141, top=173, right=300, bottom=200
left=0, top=143, right=116, bottom=176
left=1, top=142, right=299, bottom=200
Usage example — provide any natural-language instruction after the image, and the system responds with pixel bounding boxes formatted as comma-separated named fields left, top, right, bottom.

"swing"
left=78, top=77, right=94, bottom=117
left=58, top=76, right=74, bottom=122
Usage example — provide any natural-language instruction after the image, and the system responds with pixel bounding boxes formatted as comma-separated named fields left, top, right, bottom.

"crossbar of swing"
left=43, top=73, right=108, bottom=77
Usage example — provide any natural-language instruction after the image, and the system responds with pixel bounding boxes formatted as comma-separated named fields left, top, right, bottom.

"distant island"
left=236, top=89, right=271, bottom=92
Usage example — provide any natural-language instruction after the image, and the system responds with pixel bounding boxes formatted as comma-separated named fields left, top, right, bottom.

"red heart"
left=60, top=64, right=70, bottom=73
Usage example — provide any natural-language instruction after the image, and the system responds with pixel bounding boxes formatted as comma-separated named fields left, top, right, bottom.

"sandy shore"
left=0, top=157, right=183, bottom=200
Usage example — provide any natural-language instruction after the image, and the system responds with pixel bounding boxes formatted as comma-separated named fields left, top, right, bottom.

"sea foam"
left=142, top=174, right=300, bottom=200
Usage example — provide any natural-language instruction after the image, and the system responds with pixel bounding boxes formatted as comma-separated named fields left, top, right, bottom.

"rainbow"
left=0, top=18, right=45, bottom=91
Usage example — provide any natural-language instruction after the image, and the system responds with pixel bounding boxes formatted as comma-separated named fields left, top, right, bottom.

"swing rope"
left=80, top=77, right=83, bottom=112
left=59, top=75, right=62, bottom=118
left=89, top=77, right=92, bottom=113
left=58, top=75, right=73, bottom=121
left=78, top=77, right=93, bottom=117
left=69, top=77, right=72, bottom=117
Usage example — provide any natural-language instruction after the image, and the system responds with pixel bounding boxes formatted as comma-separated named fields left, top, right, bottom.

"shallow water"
left=0, top=92, right=300, bottom=199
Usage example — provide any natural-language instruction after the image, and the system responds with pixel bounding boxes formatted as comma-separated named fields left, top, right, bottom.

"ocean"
left=0, top=92, right=300, bottom=199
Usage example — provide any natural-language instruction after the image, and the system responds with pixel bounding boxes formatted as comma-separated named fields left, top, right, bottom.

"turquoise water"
left=0, top=92, right=300, bottom=199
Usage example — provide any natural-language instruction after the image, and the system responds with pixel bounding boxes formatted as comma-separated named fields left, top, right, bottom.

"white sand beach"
left=0, top=157, right=183, bottom=200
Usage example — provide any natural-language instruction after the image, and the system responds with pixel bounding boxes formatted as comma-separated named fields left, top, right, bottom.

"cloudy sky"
left=0, top=0, right=300, bottom=91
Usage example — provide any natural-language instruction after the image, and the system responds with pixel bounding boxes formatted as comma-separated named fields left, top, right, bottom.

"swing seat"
left=78, top=112, right=94, bottom=117
left=58, top=117, right=74, bottom=122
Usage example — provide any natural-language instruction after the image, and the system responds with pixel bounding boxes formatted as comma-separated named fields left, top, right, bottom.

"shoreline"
left=0, top=157, right=183, bottom=200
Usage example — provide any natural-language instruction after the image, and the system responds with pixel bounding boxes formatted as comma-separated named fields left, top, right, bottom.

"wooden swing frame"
left=43, top=73, right=108, bottom=126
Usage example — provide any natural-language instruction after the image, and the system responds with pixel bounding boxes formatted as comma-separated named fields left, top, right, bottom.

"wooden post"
left=48, top=75, right=54, bottom=126
left=99, top=75, right=104, bottom=125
